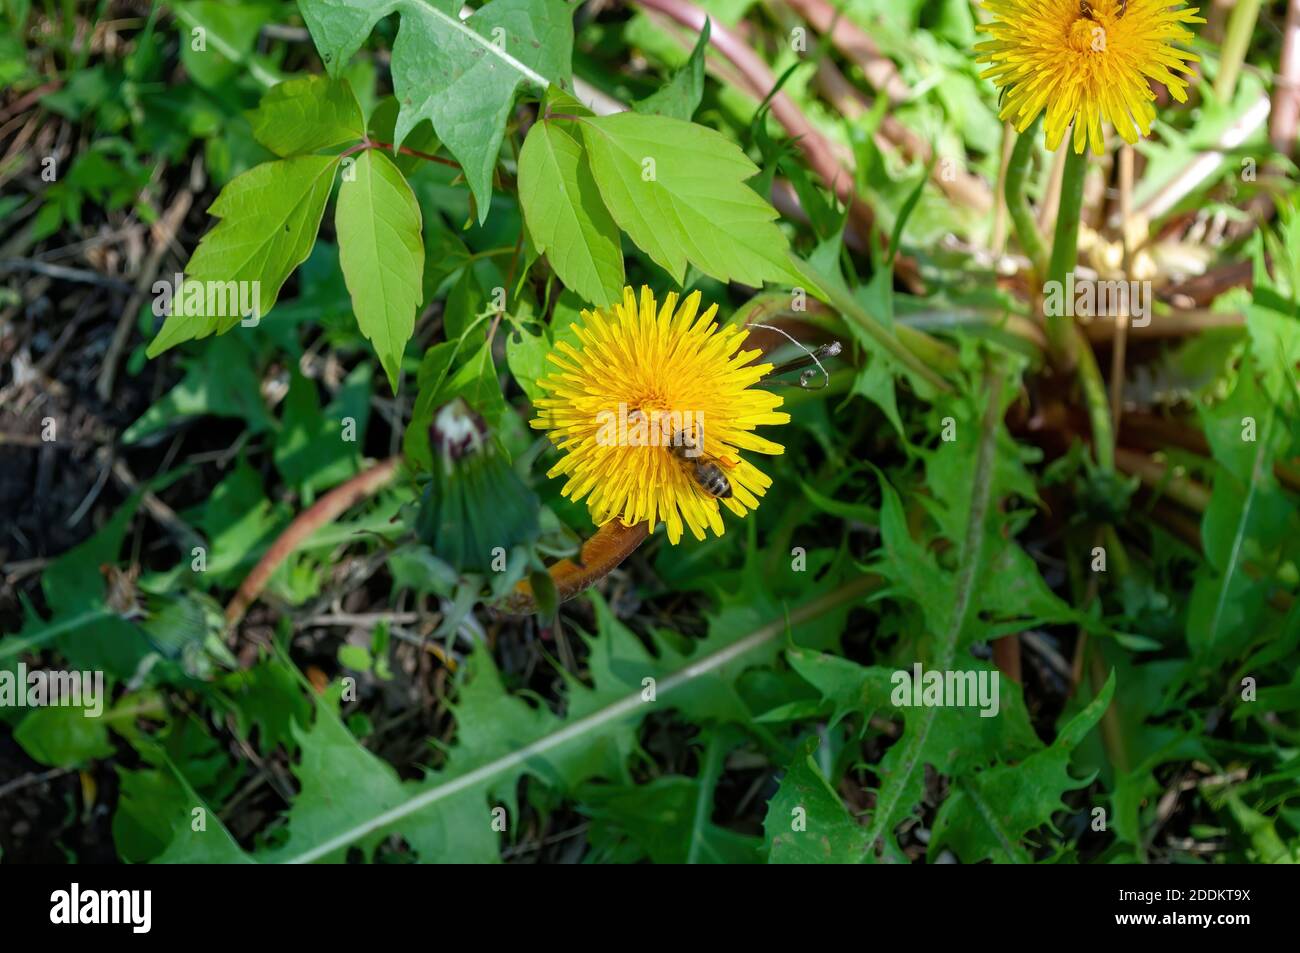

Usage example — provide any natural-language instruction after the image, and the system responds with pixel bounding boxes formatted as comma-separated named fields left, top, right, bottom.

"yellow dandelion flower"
left=977, top=0, right=1203, bottom=155
left=530, top=286, right=790, bottom=545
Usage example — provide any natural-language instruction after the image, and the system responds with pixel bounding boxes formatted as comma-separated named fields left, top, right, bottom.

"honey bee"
left=668, top=428, right=734, bottom=499
left=1116, top=0, right=1127, bottom=18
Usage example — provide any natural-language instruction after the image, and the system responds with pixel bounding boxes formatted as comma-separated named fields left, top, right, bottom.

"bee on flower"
left=530, top=286, right=790, bottom=545
left=977, top=0, right=1204, bottom=155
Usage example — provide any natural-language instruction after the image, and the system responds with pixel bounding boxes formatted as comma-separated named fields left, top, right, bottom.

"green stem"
left=1004, top=118, right=1048, bottom=277
left=1074, top=325, right=1115, bottom=470
left=0, top=608, right=116, bottom=663
left=1045, top=144, right=1088, bottom=369
left=1043, top=140, right=1112, bottom=467
left=1215, top=0, right=1262, bottom=102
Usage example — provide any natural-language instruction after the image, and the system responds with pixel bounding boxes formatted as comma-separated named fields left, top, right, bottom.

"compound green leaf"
left=298, top=0, right=573, bottom=221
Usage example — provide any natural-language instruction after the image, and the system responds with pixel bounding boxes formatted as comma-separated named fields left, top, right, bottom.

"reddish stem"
left=341, top=138, right=461, bottom=169
left=370, top=139, right=461, bottom=169
left=225, top=457, right=403, bottom=629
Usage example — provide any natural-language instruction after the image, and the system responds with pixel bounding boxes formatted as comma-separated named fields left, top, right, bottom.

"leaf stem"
left=340, top=138, right=461, bottom=170
left=369, top=139, right=461, bottom=170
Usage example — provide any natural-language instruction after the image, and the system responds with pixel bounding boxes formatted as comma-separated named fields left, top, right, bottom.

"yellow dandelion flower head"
left=976, top=0, right=1204, bottom=155
left=530, top=286, right=791, bottom=545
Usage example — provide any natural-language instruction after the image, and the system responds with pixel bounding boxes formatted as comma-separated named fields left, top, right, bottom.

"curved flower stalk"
left=530, top=286, right=791, bottom=545
left=978, top=0, right=1203, bottom=155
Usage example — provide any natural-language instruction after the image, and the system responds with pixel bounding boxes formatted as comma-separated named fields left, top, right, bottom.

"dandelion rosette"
left=531, top=286, right=790, bottom=544
left=977, top=0, right=1203, bottom=155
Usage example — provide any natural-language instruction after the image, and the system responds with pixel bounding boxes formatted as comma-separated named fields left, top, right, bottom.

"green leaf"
left=114, top=767, right=194, bottom=863
left=783, top=644, right=896, bottom=730
left=768, top=646, right=1041, bottom=863
left=1188, top=355, right=1291, bottom=661
left=854, top=367, right=1074, bottom=858
left=147, top=155, right=339, bottom=356
left=273, top=367, right=369, bottom=492
left=584, top=730, right=759, bottom=863
left=183, top=460, right=286, bottom=586
left=218, top=658, right=315, bottom=756
left=174, top=0, right=279, bottom=89
left=335, top=149, right=425, bottom=391
left=634, top=17, right=710, bottom=121
left=584, top=776, right=760, bottom=863
left=153, top=767, right=255, bottom=864
left=869, top=373, right=1083, bottom=653
left=14, top=705, right=115, bottom=768
left=765, top=737, right=872, bottom=863
left=1225, top=793, right=1300, bottom=863
left=505, top=323, right=551, bottom=405
left=929, top=672, right=1114, bottom=863
left=124, top=334, right=273, bottom=444
left=578, top=112, right=796, bottom=287
left=338, top=639, right=374, bottom=670
left=250, top=75, right=365, bottom=157
left=518, top=120, right=623, bottom=307
left=298, top=0, right=573, bottom=221
left=0, top=497, right=151, bottom=679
